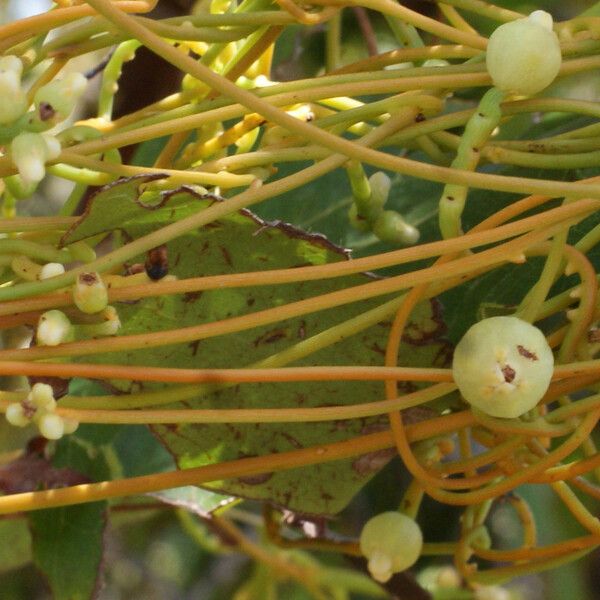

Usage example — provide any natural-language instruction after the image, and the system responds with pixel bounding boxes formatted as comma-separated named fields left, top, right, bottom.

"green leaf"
left=28, top=436, right=110, bottom=600
left=61, top=175, right=201, bottom=246
left=68, top=181, right=449, bottom=515
left=0, top=518, right=31, bottom=574
left=30, top=502, right=106, bottom=600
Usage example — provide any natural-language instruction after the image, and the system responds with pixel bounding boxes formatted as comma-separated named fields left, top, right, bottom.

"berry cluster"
left=36, top=272, right=119, bottom=346
left=5, top=383, right=78, bottom=440
left=0, top=55, right=86, bottom=190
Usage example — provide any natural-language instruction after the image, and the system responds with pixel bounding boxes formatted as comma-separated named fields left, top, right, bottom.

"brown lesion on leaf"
left=402, top=299, right=447, bottom=345
left=517, top=345, right=538, bottom=361
left=297, top=320, right=306, bottom=339
left=369, top=342, right=386, bottom=356
left=219, top=245, right=233, bottom=267
left=253, top=327, right=288, bottom=347
left=352, top=448, right=395, bottom=476
left=188, top=340, right=201, bottom=356
left=183, top=290, right=203, bottom=303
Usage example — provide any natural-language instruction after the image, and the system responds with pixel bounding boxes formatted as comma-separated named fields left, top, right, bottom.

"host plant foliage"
left=0, top=0, right=600, bottom=598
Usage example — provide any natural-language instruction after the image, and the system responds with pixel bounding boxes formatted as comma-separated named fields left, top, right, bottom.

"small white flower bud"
left=5, top=403, right=31, bottom=427
left=37, top=413, right=65, bottom=440
left=39, top=262, right=66, bottom=280
left=73, top=272, right=108, bottom=314
left=368, top=171, right=392, bottom=209
left=11, top=133, right=46, bottom=184
left=436, top=566, right=461, bottom=589
left=475, top=586, right=511, bottom=600
left=0, top=55, right=27, bottom=124
left=29, top=383, right=56, bottom=412
left=10, top=132, right=60, bottom=185
left=37, top=310, right=74, bottom=346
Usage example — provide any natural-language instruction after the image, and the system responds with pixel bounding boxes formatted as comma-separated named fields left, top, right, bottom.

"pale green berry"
left=436, top=566, right=461, bottom=589
left=452, top=316, right=554, bottom=418
left=486, top=11, right=561, bottom=95
left=77, top=305, right=121, bottom=337
left=475, top=585, right=511, bottom=600
left=368, top=171, right=392, bottom=210
left=360, top=512, right=423, bottom=582
left=34, top=72, right=87, bottom=122
left=67, top=241, right=96, bottom=263
left=372, top=210, right=420, bottom=246
left=10, top=132, right=60, bottom=185
left=29, top=383, right=56, bottom=412
left=73, top=272, right=108, bottom=314
left=39, top=262, right=65, bottom=280
left=0, top=55, right=27, bottom=124
left=11, top=133, right=47, bottom=184
left=37, top=310, right=74, bottom=346
left=62, top=417, right=79, bottom=435
left=5, top=403, right=31, bottom=428
left=97, top=305, right=120, bottom=336
left=37, top=413, right=64, bottom=440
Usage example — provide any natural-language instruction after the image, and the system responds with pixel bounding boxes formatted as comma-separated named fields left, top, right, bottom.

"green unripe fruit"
left=452, top=316, right=554, bottom=419
left=10, top=132, right=60, bottom=185
left=372, top=210, right=420, bottom=246
left=368, top=171, right=391, bottom=210
left=486, top=11, right=561, bottom=96
left=73, top=272, right=108, bottom=314
left=34, top=72, right=87, bottom=122
left=360, top=512, right=423, bottom=582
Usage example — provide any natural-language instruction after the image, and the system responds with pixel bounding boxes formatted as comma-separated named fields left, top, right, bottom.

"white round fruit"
left=452, top=316, right=554, bottom=419
left=37, top=413, right=65, bottom=440
left=5, top=403, right=30, bottom=428
left=486, top=11, right=561, bottom=95
left=360, top=512, right=423, bottom=582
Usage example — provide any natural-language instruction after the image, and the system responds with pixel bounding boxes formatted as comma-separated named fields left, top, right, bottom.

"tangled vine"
left=1, top=0, right=600, bottom=598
